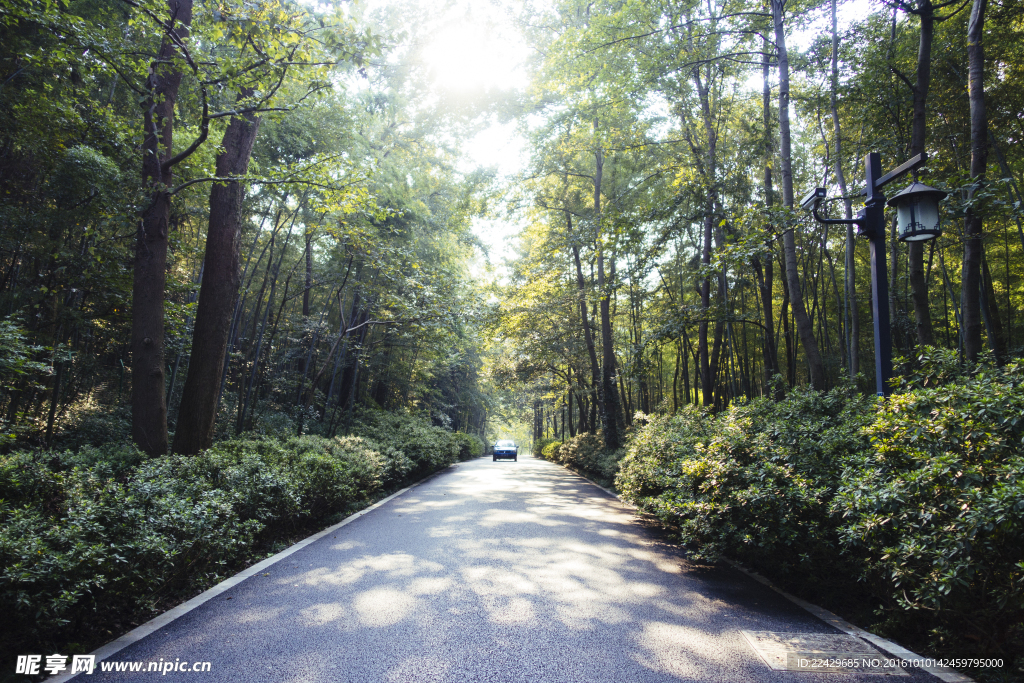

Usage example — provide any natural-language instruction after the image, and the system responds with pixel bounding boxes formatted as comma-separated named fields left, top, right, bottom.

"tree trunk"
left=594, top=146, right=624, bottom=449
left=831, top=0, right=860, bottom=374
left=570, top=226, right=602, bottom=433
left=758, top=41, right=783, bottom=396
left=132, top=0, right=194, bottom=456
left=173, top=99, right=261, bottom=455
left=981, top=250, right=1006, bottom=360
left=962, top=0, right=987, bottom=361
left=907, top=3, right=936, bottom=347
left=773, top=0, right=826, bottom=390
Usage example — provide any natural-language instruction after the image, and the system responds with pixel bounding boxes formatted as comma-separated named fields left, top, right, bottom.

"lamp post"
left=801, top=152, right=947, bottom=397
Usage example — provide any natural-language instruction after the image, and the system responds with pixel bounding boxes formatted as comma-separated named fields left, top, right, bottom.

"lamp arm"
left=812, top=203, right=860, bottom=226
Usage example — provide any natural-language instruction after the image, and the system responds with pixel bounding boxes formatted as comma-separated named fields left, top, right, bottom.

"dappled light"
left=81, top=459, right=899, bottom=683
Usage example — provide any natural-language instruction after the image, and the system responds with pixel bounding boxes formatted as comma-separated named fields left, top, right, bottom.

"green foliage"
left=453, top=432, right=485, bottom=460
left=348, top=410, right=470, bottom=483
left=534, top=436, right=560, bottom=459
left=555, top=432, right=624, bottom=486
left=618, top=366, right=1024, bottom=655
left=619, top=389, right=873, bottom=568
left=0, top=318, right=48, bottom=389
left=50, top=405, right=132, bottom=452
left=837, top=359, right=1024, bottom=650
left=0, top=423, right=460, bottom=659
left=540, top=439, right=562, bottom=460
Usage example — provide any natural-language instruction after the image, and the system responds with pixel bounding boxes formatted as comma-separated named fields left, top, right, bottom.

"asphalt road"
left=70, top=456, right=940, bottom=683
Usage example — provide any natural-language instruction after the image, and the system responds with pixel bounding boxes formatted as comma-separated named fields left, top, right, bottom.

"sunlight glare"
left=421, top=19, right=528, bottom=92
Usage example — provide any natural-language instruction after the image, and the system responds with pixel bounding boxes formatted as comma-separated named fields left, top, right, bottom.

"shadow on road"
left=78, top=458, right=937, bottom=683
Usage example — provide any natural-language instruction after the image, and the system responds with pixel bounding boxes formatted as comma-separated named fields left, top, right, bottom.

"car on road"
left=492, top=440, right=518, bottom=462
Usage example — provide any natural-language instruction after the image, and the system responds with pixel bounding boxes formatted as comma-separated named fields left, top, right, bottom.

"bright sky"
left=392, top=0, right=531, bottom=279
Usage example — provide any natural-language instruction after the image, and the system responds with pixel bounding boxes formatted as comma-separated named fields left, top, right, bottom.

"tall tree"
left=132, top=0, right=195, bottom=456
left=962, top=0, right=987, bottom=361
left=172, top=102, right=261, bottom=454
left=772, top=0, right=826, bottom=390
left=831, top=0, right=859, bottom=376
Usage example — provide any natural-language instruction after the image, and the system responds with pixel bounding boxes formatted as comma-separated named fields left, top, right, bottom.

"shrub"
left=558, top=432, right=625, bottom=486
left=348, top=410, right=462, bottom=482
left=541, top=440, right=562, bottom=461
left=0, top=431, right=409, bottom=660
left=619, top=388, right=873, bottom=571
left=453, top=432, right=485, bottom=460
left=617, top=352, right=1024, bottom=658
left=50, top=405, right=132, bottom=452
left=836, top=360, right=1024, bottom=651
left=534, top=435, right=559, bottom=459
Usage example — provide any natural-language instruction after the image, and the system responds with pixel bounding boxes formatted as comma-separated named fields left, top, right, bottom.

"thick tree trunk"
left=908, top=4, right=935, bottom=346
left=773, top=0, right=826, bottom=390
left=962, top=0, right=987, bottom=361
left=173, top=102, right=261, bottom=454
left=132, top=0, right=194, bottom=456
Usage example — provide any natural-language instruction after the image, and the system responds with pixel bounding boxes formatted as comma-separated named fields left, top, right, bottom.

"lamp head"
left=887, top=181, right=948, bottom=242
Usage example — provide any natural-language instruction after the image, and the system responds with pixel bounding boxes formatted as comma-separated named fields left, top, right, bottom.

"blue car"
left=492, top=440, right=518, bottom=462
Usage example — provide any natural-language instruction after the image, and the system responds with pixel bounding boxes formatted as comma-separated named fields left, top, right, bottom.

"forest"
left=1, top=0, right=1023, bottom=675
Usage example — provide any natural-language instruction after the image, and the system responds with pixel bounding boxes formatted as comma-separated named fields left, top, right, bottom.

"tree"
left=962, top=0, right=987, bottom=361
left=772, top=0, right=826, bottom=391
left=171, top=100, right=260, bottom=454
left=132, top=0, right=195, bottom=456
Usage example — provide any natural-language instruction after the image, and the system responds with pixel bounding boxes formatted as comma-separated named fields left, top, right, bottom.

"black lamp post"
left=801, top=152, right=947, bottom=397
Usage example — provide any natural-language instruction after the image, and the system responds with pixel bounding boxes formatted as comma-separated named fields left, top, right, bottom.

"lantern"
left=887, top=181, right=948, bottom=242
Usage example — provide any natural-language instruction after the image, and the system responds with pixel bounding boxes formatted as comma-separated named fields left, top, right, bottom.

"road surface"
left=69, top=456, right=939, bottom=682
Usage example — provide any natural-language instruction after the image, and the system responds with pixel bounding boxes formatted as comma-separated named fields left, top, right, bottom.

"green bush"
left=531, top=435, right=556, bottom=458
left=619, top=388, right=872, bottom=571
left=836, top=359, right=1024, bottom=650
left=617, top=353, right=1024, bottom=657
left=50, top=405, right=132, bottom=452
left=540, top=439, right=562, bottom=461
left=348, top=410, right=463, bottom=480
left=557, top=432, right=624, bottom=486
left=453, top=432, right=485, bottom=460
left=0, top=426, right=457, bottom=660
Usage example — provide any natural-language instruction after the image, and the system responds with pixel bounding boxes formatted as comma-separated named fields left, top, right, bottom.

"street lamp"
left=801, top=152, right=946, bottom=397
left=889, top=181, right=948, bottom=242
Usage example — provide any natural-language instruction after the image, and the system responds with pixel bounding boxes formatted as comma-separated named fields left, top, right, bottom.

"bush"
left=557, top=432, right=624, bottom=486
left=618, top=388, right=872, bottom=570
left=50, top=405, right=132, bottom=452
left=617, top=352, right=1024, bottom=658
left=453, top=432, right=485, bottom=460
left=348, top=409, right=464, bottom=483
left=534, top=435, right=559, bottom=459
left=0, top=424, right=458, bottom=661
left=540, top=439, right=562, bottom=461
left=836, top=358, right=1024, bottom=651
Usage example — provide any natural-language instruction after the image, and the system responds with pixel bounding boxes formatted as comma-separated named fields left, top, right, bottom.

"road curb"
left=46, top=462, right=462, bottom=683
left=549, top=459, right=974, bottom=683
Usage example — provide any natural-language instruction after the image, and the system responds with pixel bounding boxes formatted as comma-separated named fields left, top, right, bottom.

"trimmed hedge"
left=0, top=415, right=481, bottom=661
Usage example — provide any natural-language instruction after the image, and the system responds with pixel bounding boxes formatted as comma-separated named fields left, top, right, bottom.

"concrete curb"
left=46, top=462, right=462, bottom=683
left=549, top=459, right=974, bottom=683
